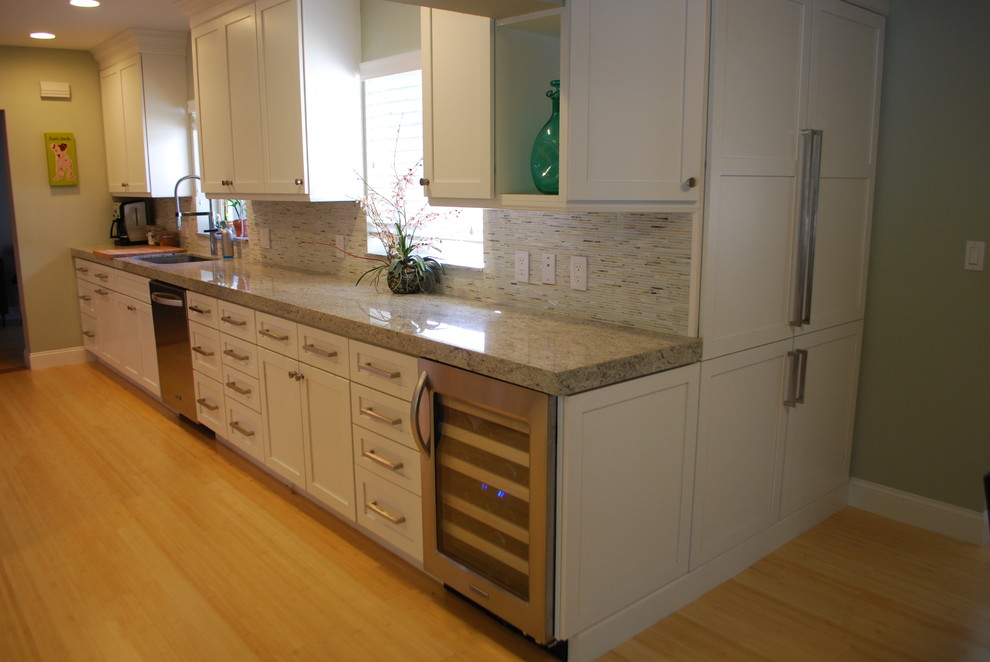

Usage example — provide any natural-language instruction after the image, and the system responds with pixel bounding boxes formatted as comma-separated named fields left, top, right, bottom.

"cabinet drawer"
left=217, top=300, right=256, bottom=340
left=222, top=365, right=263, bottom=412
left=353, top=425, right=422, bottom=496
left=220, top=333, right=259, bottom=378
left=355, top=466, right=423, bottom=563
left=115, top=271, right=150, bottom=302
left=351, top=383, right=415, bottom=448
left=187, top=292, right=219, bottom=327
left=80, top=312, right=98, bottom=351
left=193, top=373, right=225, bottom=434
left=77, top=280, right=97, bottom=315
left=189, top=321, right=223, bottom=382
left=349, top=340, right=418, bottom=401
left=298, top=325, right=349, bottom=378
left=74, top=258, right=114, bottom=286
left=225, top=400, right=265, bottom=462
left=256, top=312, right=298, bottom=358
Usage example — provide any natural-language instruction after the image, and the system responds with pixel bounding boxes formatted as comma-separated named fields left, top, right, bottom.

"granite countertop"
left=72, top=247, right=701, bottom=395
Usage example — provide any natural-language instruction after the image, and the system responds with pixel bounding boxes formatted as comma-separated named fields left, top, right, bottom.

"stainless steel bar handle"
left=226, top=381, right=252, bottom=396
left=302, top=344, right=337, bottom=359
left=795, top=348, right=809, bottom=405
left=223, top=348, right=249, bottom=361
left=358, top=362, right=401, bottom=380
left=791, top=129, right=822, bottom=327
left=362, top=449, right=404, bottom=471
left=801, top=131, right=824, bottom=326
left=151, top=292, right=184, bottom=307
left=196, top=398, right=220, bottom=411
left=410, top=371, right=432, bottom=457
left=192, top=346, right=215, bottom=357
left=784, top=350, right=802, bottom=407
left=359, top=407, right=401, bottom=427
left=220, top=315, right=247, bottom=327
left=366, top=501, right=405, bottom=525
left=188, top=305, right=212, bottom=315
left=259, top=328, right=289, bottom=342
left=230, top=421, right=255, bottom=437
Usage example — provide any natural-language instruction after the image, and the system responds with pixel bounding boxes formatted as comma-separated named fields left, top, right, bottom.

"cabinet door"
left=700, top=0, right=811, bottom=359
left=302, top=364, right=355, bottom=520
left=801, top=0, right=883, bottom=333
left=114, top=294, right=144, bottom=385
left=780, top=322, right=861, bottom=517
left=92, top=285, right=121, bottom=369
left=421, top=8, right=494, bottom=200
left=557, top=364, right=699, bottom=638
left=257, top=0, right=308, bottom=195
left=101, top=57, right=149, bottom=195
left=691, top=341, right=790, bottom=568
left=100, top=65, right=129, bottom=194
left=566, top=0, right=708, bottom=204
left=135, top=300, right=159, bottom=395
left=259, top=348, right=306, bottom=484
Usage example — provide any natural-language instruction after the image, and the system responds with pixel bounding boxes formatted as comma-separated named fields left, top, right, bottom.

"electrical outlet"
left=515, top=251, right=529, bottom=283
left=258, top=227, right=272, bottom=249
left=571, top=256, right=588, bottom=290
left=542, top=253, right=556, bottom=285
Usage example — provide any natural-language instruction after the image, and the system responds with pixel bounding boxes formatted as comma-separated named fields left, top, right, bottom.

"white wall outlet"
left=964, top=240, right=985, bottom=271
left=571, top=256, right=588, bottom=290
left=335, top=234, right=346, bottom=256
left=542, top=253, right=556, bottom=285
left=258, top=227, right=272, bottom=249
left=515, top=251, right=529, bottom=283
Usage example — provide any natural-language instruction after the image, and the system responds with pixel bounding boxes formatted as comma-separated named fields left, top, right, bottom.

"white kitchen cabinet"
left=421, top=0, right=708, bottom=211
left=113, top=294, right=159, bottom=395
left=700, top=0, right=883, bottom=359
left=556, top=363, right=699, bottom=638
left=691, top=322, right=862, bottom=566
left=191, top=0, right=362, bottom=201
left=93, top=31, right=192, bottom=197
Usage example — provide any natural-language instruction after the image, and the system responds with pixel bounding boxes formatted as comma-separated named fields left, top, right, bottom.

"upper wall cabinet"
left=190, top=0, right=362, bottom=201
left=421, top=0, right=709, bottom=212
left=92, top=30, right=193, bottom=198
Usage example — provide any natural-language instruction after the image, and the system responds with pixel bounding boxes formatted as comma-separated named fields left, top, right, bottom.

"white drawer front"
left=217, top=300, right=256, bottom=341
left=351, top=383, right=414, bottom=448
left=80, top=312, right=98, bottom=351
left=224, top=401, right=265, bottom=462
left=349, top=340, right=418, bottom=401
left=298, top=326, right=349, bottom=378
left=115, top=271, right=150, bottom=302
left=189, top=321, right=223, bottom=382
left=223, top=365, right=262, bottom=412
left=353, top=425, right=422, bottom=496
left=355, top=467, right=423, bottom=563
left=256, top=312, right=298, bottom=358
left=77, top=280, right=97, bottom=315
left=220, top=333, right=259, bottom=378
left=187, top=292, right=219, bottom=328
left=193, top=373, right=225, bottom=434
left=74, top=258, right=112, bottom=286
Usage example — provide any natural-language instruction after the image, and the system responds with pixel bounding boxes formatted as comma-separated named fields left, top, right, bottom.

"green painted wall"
left=0, top=47, right=111, bottom=358
left=361, top=0, right=421, bottom=62
left=852, top=0, right=990, bottom=511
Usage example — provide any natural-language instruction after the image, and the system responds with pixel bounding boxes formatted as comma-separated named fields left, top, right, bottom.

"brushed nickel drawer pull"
left=358, top=362, right=401, bottom=380
left=126, top=304, right=136, bottom=312
left=302, top=343, right=337, bottom=359
left=226, top=381, right=252, bottom=396
left=78, top=294, right=91, bottom=302
left=366, top=500, right=405, bottom=525
left=82, top=331, right=95, bottom=338
left=362, top=449, right=404, bottom=471
left=95, top=289, right=109, bottom=296
left=223, top=348, right=250, bottom=361
left=196, top=398, right=220, bottom=411
left=188, top=305, right=212, bottom=315
left=75, top=266, right=89, bottom=274
left=192, top=346, right=215, bottom=357
left=259, top=328, right=289, bottom=342
left=220, top=315, right=247, bottom=327
left=360, top=407, right=401, bottom=427
left=230, top=421, right=255, bottom=437
left=95, top=272, right=110, bottom=280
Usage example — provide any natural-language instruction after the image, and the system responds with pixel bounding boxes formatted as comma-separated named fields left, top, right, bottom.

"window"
left=362, top=57, right=484, bottom=269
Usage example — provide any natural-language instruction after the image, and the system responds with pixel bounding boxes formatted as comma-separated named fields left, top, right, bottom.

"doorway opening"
left=0, top=110, right=26, bottom=372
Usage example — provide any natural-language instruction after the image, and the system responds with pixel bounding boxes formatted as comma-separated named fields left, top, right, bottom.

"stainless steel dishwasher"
left=149, top=280, right=197, bottom=420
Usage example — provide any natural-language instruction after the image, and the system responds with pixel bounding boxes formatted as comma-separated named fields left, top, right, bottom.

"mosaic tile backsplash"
left=155, top=198, right=694, bottom=336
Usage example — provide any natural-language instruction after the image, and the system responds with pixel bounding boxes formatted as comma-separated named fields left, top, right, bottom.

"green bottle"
left=530, top=80, right=560, bottom=195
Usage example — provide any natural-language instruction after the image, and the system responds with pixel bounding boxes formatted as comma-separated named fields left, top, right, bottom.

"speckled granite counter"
left=72, top=247, right=701, bottom=395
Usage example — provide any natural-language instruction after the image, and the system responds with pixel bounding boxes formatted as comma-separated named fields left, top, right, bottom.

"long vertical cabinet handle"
left=410, top=371, right=432, bottom=457
left=784, top=349, right=810, bottom=407
left=791, top=129, right=824, bottom=327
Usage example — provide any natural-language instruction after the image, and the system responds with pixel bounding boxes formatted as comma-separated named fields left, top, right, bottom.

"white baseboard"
left=28, top=346, right=92, bottom=370
left=848, top=478, right=989, bottom=546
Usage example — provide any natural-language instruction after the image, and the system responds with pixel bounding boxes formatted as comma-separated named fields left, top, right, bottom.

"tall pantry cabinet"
left=694, top=0, right=884, bottom=564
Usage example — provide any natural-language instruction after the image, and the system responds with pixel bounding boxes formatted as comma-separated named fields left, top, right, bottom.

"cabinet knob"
left=221, top=179, right=233, bottom=186
left=121, top=182, right=127, bottom=187
left=419, top=178, right=430, bottom=186
left=685, top=177, right=698, bottom=188
left=294, top=178, right=303, bottom=186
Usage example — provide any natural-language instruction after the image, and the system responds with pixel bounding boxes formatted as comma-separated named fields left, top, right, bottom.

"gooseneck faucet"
left=173, top=174, right=218, bottom=256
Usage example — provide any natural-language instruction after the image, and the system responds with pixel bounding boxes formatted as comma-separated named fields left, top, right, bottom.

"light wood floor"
left=2, top=363, right=988, bottom=661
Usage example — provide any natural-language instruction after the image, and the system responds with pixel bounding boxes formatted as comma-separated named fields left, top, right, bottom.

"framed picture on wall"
left=45, top=132, right=78, bottom=186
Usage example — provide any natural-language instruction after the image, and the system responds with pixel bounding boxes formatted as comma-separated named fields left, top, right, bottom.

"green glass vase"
left=530, top=80, right=560, bottom=195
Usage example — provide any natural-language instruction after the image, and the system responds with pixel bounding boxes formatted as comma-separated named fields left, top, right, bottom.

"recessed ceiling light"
left=69, top=0, right=101, bottom=7
left=30, top=32, right=56, bottom=40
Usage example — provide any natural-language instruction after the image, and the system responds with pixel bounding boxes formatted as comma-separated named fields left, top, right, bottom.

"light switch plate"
left=542, top=253, right=556, bottom=285
left=964, top=240, right=985, bottom=271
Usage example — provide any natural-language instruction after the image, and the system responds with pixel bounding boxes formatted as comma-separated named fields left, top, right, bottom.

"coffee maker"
left=109, top=200, right=150, bottom=246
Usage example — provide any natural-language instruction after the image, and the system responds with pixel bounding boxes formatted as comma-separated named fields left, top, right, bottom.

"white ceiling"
left=0, top=0, right=190, bottom=52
